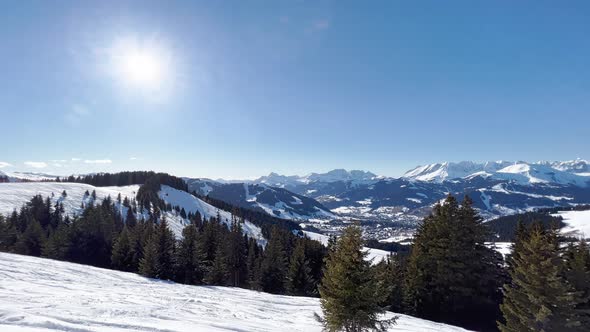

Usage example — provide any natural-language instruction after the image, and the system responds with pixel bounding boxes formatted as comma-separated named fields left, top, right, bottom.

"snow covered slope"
left=0, top=182, right=265, bottom=244
left=186, top=180, right=335, bottom=221
left=553, top=209, right=590, bottom=239
left=158, top=185, right=265, bottom=244
left=0, top=253, right=470, bottom=332
left=0, top=182, right=140, bottom=217
left=0, top=171, right=59, bottom=182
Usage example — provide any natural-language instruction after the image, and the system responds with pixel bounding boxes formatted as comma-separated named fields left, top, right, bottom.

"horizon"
left=1, top=157, right=588, bottom=181
left=1, top=1, right=590, bottom=179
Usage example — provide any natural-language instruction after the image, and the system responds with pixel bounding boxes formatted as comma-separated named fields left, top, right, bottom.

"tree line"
left=319, top=195, right=590, bottom=332
left=0, top=190, right=326, bottom=297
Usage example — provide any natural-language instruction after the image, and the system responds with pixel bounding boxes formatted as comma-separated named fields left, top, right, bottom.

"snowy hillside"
left=158, top=185, right=265, bottom=244
left=0, top=182, right=140, bottom=217
left=0, top=171, right=59, bottom=182
left=0, top=252, right=471, bottom=332
left=553, top=209, right=590, bottom=239
left=0, top=182, right=265, bottom=244
left=186, top=180, right=335, bottom=221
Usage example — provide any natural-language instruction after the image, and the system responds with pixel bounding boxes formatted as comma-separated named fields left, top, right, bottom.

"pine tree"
left=319, top=225, right=393, bottom=332
left=139, top=233, right=159, bottom=278
left=174, top=224, right=203, bottom=284
left=246, top=237, right=262, bottom=289
left=404, top=195, right=504, bottom=329
left=204, top=242, right=229, bottom=285
left=259, top=227, right=288, bottom=294
left=125, top=208, right=137, bottom=228
left=42, top=223, right=71, bottom=260
left=155, top=218, right=176, bottom=280
left=286, top=238, right=313, bottom=296
left=111, top=226, right=133, bottom=271
left=226, top=220, right=246, bottom=287
left=15, top=219, right=46, bottom=256
left=563, top=240, right=590, bottom=327
left=498, top=226, right=583, bottom=331
left=374, top=254, right=405, bottom=313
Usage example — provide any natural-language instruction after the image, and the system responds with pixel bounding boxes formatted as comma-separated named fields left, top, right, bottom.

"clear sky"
left=1, top=1, right=589, bottom=179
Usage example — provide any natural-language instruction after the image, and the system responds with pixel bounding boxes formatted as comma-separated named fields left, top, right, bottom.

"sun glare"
left=120, top=51, right=163, bottom=86
left=109, top=37, right=173, bottom=94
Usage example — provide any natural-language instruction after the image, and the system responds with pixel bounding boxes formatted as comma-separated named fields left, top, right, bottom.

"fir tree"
left=111, top=226, right=133, bottom=271
left=226, top=220, right=246, bottom=287
left=563, top=240, right=590, bottom=328
left=139, top=233, right=159, bottom=278
left=174, top=224, right=204, bottom=284
left=259, top=227, right=288, bottom=294
left=319, top=225, right=393, bottom=332
left=498, top=226, right=583, bottom=331
left=15, top=219, right=45, bottom=256
left=42, top=223, right=71, bottom=260
left=404, top=195, right=503, bottom=329
left=246, top=237, right=262, bottom=289
left=374, top=254, right=405, bottom=313
left=155, top=218, right=176, bottom=280
left=204, top=243, right=229, bottom=285
left=286, top=238, right=313, bottom=296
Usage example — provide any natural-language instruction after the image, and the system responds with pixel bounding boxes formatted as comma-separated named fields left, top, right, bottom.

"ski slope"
left=0, top=253, right=470, bottom=332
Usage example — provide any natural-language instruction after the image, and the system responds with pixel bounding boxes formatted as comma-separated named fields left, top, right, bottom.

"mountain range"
left=3, top=159, right=590, bottom=231
left=183, top=160, right=590, bottom=237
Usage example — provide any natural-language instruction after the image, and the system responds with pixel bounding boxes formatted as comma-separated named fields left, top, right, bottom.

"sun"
left=120, top=50, right=163, bottom=86
left=109, top=37, right=173, bottom=93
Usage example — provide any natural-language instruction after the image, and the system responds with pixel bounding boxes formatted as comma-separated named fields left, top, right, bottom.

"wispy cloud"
left=0, top=161, right=12, bottom=168
left=129, top=157, right=138, bottom=161
left=71, top=158, right=81, bottom=162
left=84, top=159, right=112, bottom=164
left=24, top=161, right=48, bottom=169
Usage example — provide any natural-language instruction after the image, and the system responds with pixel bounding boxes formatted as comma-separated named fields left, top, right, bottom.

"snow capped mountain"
left=495, top=163, right=590, bottom=186
left=403, top=160, right=590, bottom=186
left=253, top=169, right=379, bottom=188
left=186, top=179, right=335, bottom=221
left=540, top=158, right=590, bottom=174
left=0, top=252, right=470, bottom=332
left=402, top=161, right=514, bottom=183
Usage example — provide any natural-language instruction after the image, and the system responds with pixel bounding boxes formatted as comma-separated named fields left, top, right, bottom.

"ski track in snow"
left=0, top=253, right=471, bottom=332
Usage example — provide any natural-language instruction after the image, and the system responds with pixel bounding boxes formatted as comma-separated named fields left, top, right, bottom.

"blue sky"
left=0, top=1, right=589, bottom=179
